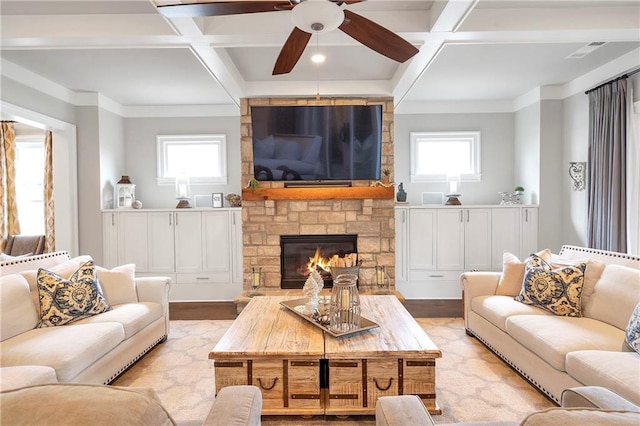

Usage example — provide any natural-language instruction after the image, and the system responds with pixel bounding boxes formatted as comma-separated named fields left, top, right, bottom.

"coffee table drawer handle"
left=374, top=378, right=393, bottom=391
left=257, top=377, right=278, bottom=390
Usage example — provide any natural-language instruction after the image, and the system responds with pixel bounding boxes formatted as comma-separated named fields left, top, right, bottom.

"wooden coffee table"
left=210, top=295, right=441, bottom=416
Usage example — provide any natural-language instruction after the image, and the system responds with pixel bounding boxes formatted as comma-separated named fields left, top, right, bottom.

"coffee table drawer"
left=214, top=360, right=249, bottom=391
left=402, top=358, right=439, bottom=413
left=327, top=360, right=363, bottom=412
left=286, top=360, right=321, bottom=410
left=367, top=359, right=399, bottom=406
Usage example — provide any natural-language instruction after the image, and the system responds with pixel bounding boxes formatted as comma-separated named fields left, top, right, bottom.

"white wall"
left=514, top=103, right=540, bottom=206
left=123, top=116, right=241, bottom=209
left=394, top=112, right=515, bottom=205
left=99, top=109, right=125, bottom=211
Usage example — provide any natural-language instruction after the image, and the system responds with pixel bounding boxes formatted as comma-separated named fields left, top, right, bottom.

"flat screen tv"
left=250, top=105, right=382, bottom=181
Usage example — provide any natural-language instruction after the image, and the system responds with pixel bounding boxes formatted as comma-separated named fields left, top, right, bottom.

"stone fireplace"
left=239, top=97, right=396, bottom=295
left=280, top=234, right=357, bottom=289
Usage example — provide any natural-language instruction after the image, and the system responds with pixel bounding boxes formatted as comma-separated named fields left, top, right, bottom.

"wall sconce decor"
left=569, top=162, right=586, bottom=191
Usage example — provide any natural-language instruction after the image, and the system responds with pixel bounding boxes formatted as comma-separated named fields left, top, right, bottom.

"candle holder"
left=374, top=265, right=391, bottom=294
left=247, top=266, right=264, bottom=297
left=175, top=173, right=192, bottom=208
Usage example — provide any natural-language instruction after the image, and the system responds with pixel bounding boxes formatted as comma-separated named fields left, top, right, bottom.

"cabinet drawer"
left=287, top=360, right=321, bottom=410
left=176, top=272, right=230, bottom=284
left=408, top=269, right=461, bottom=282
left=252, top=359, right=285, bottom=410
left=401, top=358, right=437, bottom=412
left=327, top=360, right=363, bottom=411
left=214, top=360, right=249, bottom=392
left=366, top=359, right=398, bottom=407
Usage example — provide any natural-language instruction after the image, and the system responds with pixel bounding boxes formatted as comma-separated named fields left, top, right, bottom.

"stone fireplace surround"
left=239, top=97, right=396, bottom=295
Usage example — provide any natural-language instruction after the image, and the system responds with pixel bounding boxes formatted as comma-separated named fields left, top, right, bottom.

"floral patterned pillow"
left=37, top=260, right=111, bottom=327
left=626, top=303, right=640, bottom=354
left=515, top=254, right=586, bottom=317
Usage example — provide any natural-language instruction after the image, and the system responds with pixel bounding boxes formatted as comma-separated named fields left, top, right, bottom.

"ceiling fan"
left=156, top=0, right=419, bottom=75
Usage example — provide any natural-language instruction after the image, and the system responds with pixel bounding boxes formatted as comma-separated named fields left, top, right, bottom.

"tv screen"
left=250, top=105, right=382, bottom=181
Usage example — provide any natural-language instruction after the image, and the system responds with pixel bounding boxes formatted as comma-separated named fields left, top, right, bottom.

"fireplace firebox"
left=280, top=234, right=357, bottom=289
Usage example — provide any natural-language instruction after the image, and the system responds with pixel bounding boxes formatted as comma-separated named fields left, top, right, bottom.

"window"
left=156, top=134, right=227, bottom=185
left=410, top=131, right=481, bottom=183
left=15, top=136, right=45, bottom=234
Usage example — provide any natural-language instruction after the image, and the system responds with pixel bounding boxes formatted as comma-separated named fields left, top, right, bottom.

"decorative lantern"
left=116, top=176, right=135, bottom=209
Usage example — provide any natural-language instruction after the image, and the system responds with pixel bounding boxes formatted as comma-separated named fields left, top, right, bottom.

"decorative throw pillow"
left=496, top=249, right=552, bottom=296
left=37, top=260, right=112, bottom=327
left=625, top=303, right=640, bottom=354
left=514, top=254, right=586, bottom=317
left=96, top=263, right=137, bottom=305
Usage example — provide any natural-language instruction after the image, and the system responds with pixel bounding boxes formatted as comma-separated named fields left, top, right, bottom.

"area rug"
left=113, top=318, right=554, bottom=424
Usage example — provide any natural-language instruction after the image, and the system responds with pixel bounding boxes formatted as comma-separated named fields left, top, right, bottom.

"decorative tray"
left=280, top=298, right=379, bottom=338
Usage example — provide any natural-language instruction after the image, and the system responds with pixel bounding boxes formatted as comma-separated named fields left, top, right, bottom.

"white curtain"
left=628, top=80, right=640, bottom=255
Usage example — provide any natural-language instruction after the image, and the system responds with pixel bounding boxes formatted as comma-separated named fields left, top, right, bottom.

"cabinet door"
left=436, top=209, right=464, bottom=270
left=394, top=207, right=408, bottom=282
left=174, top=211, right=203, bottom=273
left=464, top=208, right=492, bottom=270
left=148, top=211, right=176, bottom=273
left=521, top=207, right=539, bottom=258
left=117, top=212, right=148, bottom=271
left=102, top=212, right=119, bottom=269
left=409, top=209, right=437, bottom=271
left=491, top=208, right=520, bottom=270
left=230, top=210, right=243, bottom=283
left=202, top=211, right=231, bottom=272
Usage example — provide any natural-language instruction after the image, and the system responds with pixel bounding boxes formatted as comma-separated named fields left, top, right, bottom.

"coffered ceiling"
left=1, top=0, right=638, bottom=113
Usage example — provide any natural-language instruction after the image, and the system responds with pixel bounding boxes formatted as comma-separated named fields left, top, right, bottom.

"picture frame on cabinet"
left=212, top=193, right=223, bottom=208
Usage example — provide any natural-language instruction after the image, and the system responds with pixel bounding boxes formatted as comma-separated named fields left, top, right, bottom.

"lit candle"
left=376, top=267, right=384, bottom=286
left=341, top=290, right=350, bottom=308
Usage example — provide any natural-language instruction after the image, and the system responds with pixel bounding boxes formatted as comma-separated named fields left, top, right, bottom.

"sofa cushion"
left=471, top=295, right=551, bottom=332
left=0, top=274, right=39, bottom=341
left=505, top=315, right=626, bottom=371
left=74, top=302, right=162, bottom=339
left=0, top=384, right=175, bottom=426
left=625, top=303, right=640, bottom=354
left=0, top=322, right=124, bottom=382
left=0, top=365, right=58, bottom=392
left=496, top=249, right=551, bottom=296
left=96, top=264, right=137, bottom=305
left=515, top=254, right=586, bottom=317
left=37, top=260, right=111, bottom=327
left=565, top=351, right=640, bottom=406
left=584, top=265, right=640, bottom=330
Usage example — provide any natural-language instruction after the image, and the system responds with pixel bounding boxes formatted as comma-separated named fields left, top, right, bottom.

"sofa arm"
left=135, top=277, right=171, bottom=334
left=562, top=386, right=640, bottom=412
left=460, top=271, right=501, bottom=329
left=375, top=395, right=434, bottom=426
left=204, top=385, right=262, bottom=426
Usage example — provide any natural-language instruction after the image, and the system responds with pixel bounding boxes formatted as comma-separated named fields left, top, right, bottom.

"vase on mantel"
left=329, top=274, right=361, bottom=332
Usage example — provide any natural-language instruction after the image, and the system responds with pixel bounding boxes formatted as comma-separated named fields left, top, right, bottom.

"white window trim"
left=410, top=131, right=481, bottom=183
left=156, top=134, right=227, bottom=185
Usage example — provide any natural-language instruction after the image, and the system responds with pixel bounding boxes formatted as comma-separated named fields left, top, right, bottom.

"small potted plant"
left=381, top=167, right=392, bottom=184
left=514, top=186, right=524, bottom=204
left=247, top=178, right=260, bottom=191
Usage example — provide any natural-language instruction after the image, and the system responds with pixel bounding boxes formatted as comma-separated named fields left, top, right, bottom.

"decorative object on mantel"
left=247, top=178, right=260, bottom=191
left=381, top=167, right=392, bottom=184
left=116, top=176, right=135, bottom=209
left=396, top=182, right=407, bottom=202
left=569, top=162, right=586, bottom=191
left=370, top=180, right=394, bottom=188
left=225, top=193, right=242, bottom=207
left=445, top=173, right=462, bottom=205
left=132, top=200, right=143, bottom=209
left=175, top=173, right=192, bottom=208
left=499, top=186, right=524, bottom=205
left=247, top=266, right=264, bottom=297
left=513, top=186, right=524, bottom=204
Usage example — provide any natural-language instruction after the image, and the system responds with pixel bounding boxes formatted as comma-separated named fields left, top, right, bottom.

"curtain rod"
left=585, top=68, right=640, bottom=94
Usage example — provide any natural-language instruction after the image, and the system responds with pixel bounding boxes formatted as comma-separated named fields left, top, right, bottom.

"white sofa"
left=0, top=251, right=171, bottom=388
left=462, top=245, right=640, bottom=405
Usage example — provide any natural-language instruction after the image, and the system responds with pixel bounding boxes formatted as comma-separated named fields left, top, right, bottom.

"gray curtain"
left=587, top=78, right=627, bottom=252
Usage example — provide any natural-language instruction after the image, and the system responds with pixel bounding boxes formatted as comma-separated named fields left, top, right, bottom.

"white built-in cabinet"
left=102, top=209, right=242, bottom=301
left=395, top=205, right=538, bottom=299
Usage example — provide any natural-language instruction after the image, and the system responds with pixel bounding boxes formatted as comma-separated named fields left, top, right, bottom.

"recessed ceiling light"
left=311, top=53, right=326, bottom=63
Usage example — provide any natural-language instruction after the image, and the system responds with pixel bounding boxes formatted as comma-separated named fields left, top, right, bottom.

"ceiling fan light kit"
left=292, top=0, right=344, bottom=34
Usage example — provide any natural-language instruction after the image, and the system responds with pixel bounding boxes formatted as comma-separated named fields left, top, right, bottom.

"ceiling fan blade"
left=157, top=1, right=292, bottom=18
left=338, top=9, right=418, bottom=63
left=272, top=27, right=312, bottom=75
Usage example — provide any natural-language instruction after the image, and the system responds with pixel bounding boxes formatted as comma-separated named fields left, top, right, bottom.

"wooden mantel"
left=241, top=185, right=394, bottom=201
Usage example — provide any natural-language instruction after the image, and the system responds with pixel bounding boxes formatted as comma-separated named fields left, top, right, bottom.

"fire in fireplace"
left=280, top=234, right=357, bottom=289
